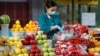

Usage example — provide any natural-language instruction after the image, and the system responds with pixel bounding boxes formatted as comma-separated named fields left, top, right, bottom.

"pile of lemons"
left=11, top=20, right=24, bottom=32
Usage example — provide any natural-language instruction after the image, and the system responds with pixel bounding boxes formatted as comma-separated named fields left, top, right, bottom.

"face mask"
left=48, top=11, right=56, bottom=15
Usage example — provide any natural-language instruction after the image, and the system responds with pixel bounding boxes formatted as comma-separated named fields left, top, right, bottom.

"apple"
left=30, top=40, right=36, bottom=45
left=35, top=49, right=40, bottom=53
left=30, top=34, right=35, bottom=40
left=30, top=49, right=36, bottom=53
left=35, top=53, right=40, bottom=56
left=29, top=53, right=35, bottom=56
left=18, top=54, right=24, bottom=56
left=44, top=43, right=49, bottom=48
left=15, top=48, right=21, bottom=54
left=42, top=35, right=47, bottom=40
left=43, top=40, right=47, bottom=43
left=36, top=35, right=41, bottom=40
left=31, top=45, right=37, bottom=49
left=14, top=37, right=20, bottom=41
left=43, top=52, right=49, bottom=56
left=48, top=47, right=53, bottom=52
left=21, top=48, right=27, bottom=53
left=24, top=53, right=28, bottom=56
left=63, top=50, right=68, bottom=55
left=21, top=40, right=30, bottom=45
left=24, top=35, right=31, bottom=41
left=16, top=42, right=23, bottom=49
left=42, top=47, right=48, bottom=52
left=37, top=31, right=43, bottom=35
left=37, top=40, right=43, bottom=44
left=56, top=51, right=62, bottom=55
left=49, top=52, right=55, bottom=56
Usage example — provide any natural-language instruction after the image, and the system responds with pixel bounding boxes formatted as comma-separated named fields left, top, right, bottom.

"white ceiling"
left=0, top=0, right=27, bottom=2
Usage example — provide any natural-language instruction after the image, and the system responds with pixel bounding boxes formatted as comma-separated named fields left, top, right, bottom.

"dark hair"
left=45, top=0, right=57, bottom=9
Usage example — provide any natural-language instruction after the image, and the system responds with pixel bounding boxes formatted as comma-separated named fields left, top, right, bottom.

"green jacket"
left=38, top=12, right=62, bottom=37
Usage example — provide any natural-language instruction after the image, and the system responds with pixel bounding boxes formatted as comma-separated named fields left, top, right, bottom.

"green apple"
left=49, top=52, right=55, bottom=56
left=36, top=35, right=41, bottom=40
left=44, top=43, right=49, bottom=48
left=42, top=47, right=48, bottom=52
left=48, top=47, right=53, bottom=52
left=42, top=35, right=47, bottom=40
left=43, top=40, right=47, bottom=43
left=43, top=52, right=49, bottom=56
left=37, top=31, right=43, bottom=35
left=37, top=40, right=43, bottom=44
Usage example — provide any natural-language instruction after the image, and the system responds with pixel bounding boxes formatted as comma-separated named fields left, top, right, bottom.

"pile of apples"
left=54, top=40, right=89, bottom=56
left=21, top=34, right=36, bottom=45
left=24, top=20, right=38, bottom=32
left=29, top=45, right=42, bottom=56
left=8, top=37, right=20, bottom=46
left=15, top=42, right=28, bottom=56
left=11, top=20, right=24, bottom=32
left=35, top=31, right=47, bottom=45
left=64, top=22, right=88, bottom=36
left=42, top=43, right=55, bottom=56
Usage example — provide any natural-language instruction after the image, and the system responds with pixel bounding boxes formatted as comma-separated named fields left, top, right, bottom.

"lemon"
left=16, top=25, right=21, bottom=28
left=19, top=28, right=24, bottom=32
left=16, top=20, right=20, bottom=24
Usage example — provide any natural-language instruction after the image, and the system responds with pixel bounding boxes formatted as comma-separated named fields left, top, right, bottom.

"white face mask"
left=48, top=10, right=56, bottom=15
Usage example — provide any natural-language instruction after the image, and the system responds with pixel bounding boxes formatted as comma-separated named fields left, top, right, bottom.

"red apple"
left=30, top=49, right=36, bottom=53
left=30, top=34, right=35, bottom=40
left=24, top=35, right=31, bottom=41
left=63, top=50, right=68, bottom=55
left=29, top=53, right=35, bottom=56
left=21, top=40, right=30, bottom=45
left=56, top=51, right=62, bottom=55
left=30, top=40, right=36, bottom=45
left=35, top=53, right=40, bottom=56
left=31, top=45, right=37, bottom=49
left=35, top=49, right=40, bottom=53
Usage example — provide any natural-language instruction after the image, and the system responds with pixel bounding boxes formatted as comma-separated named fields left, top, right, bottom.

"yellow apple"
left=9, top=37, right=14, bottom=41
left=24, top=53, right=28, bottom=56
left=14, top=37, right=20, bottom=41
left=10, top=41, right=14, bottom=46
left=16, top=42, right=23, bottom=49
left=15, top=48, right=21, bottom=54
left=18, top=54, right=24, bottom=56
left=21, top=48, right=27, bottom=54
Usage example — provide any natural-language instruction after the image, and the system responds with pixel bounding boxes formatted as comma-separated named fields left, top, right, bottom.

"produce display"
left=0, top=19, right=100, bottom=56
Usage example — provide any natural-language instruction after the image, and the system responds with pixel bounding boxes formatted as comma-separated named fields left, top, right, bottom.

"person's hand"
left=50, top=26, right=57, bottom=31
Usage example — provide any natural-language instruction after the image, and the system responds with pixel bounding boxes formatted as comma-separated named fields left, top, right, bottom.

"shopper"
left=38, top=0, right=62, bottom=38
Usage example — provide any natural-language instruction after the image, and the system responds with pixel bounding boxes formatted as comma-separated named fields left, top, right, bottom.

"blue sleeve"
left=57, top=15, right=62, bottom=27
left=38, top=14, right=50, bottom=32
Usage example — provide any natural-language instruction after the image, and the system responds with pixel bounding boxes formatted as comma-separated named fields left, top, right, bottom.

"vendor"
left=38, top=1, right=62, bottom=38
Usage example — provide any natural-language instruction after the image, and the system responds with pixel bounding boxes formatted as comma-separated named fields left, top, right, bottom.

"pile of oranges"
left=24, top=20, right=38, bottom=32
